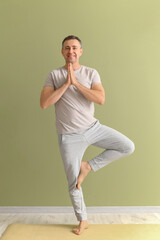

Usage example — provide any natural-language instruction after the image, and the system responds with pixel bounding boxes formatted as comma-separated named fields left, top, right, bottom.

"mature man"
left=40, top=35, right=135, bottom=235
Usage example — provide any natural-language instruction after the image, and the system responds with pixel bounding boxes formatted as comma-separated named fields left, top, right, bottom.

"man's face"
left=61, top=39, right=83, bottom=64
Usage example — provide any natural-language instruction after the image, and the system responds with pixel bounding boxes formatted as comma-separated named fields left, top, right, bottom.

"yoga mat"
left=1, top=223, right=160, bottom=240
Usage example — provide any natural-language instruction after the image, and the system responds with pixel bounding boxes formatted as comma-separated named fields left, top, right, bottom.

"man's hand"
left=68, top=63, right=77, bottom=85
left=66, top=64, right=72, bottom=86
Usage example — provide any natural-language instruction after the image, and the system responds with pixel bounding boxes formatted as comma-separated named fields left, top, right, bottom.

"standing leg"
left=58, top=133, right=89, bottom=234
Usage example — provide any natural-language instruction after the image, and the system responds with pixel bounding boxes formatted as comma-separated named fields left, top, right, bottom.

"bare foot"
left=76, top=161, right=92, bottom=190
left=72, top=220, right=89, bottom=235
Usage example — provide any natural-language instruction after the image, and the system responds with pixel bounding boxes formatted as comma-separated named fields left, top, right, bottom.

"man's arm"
left=69, top=63, right=105, bottom=105
left=74, top=81, right=105, bottom=105
left=40, top=75, right=71, bottom=109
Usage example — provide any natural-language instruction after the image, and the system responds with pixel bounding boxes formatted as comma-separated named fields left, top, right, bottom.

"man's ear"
left=61, top=49, right=64, bottom=56
left=80, top=48, right=83, bottom=56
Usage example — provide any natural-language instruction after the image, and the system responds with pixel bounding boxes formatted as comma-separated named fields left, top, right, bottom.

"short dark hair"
left=62, top=35, right=82, bottom=49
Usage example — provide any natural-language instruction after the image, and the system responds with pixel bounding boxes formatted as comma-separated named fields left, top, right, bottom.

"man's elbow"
left=40, top=101, right=47, bottom=110
left=99, top=100, right=105, bottom=105
left=40, top=104, right=46, bottom=109
left=99, top=96, right=105, bottom=105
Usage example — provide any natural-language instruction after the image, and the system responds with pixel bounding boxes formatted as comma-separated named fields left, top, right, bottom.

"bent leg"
left=87, top=123, right=135, bottom=172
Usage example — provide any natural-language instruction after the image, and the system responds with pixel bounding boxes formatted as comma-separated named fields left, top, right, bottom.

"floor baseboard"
left=0, top=206, right=160, bottom=214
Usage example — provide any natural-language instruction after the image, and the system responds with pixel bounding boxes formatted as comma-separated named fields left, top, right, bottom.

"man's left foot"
left=76, top=161, right=92, bottom=190
left=72, top=220, right=89, bottom=235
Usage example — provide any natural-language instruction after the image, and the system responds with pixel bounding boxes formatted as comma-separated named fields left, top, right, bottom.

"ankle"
left=80, top=220, right=88, bottom=224
left=86, top=161, right=92, bottom=171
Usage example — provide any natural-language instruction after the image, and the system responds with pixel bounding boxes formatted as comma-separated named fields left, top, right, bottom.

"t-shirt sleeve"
left=43, top=72, right=55, bottom=88
left=91, top=70, right=101, bottom=85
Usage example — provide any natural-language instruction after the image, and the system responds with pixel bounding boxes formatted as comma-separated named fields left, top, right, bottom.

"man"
left=40, top=35, right=135, bottom=235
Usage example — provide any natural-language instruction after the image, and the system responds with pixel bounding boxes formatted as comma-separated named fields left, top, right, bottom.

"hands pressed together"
left=66, top=63, right=77, bottom=87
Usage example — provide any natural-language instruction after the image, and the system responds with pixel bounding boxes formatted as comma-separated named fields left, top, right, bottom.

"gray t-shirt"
left=43, top=65, right=101, bottom=134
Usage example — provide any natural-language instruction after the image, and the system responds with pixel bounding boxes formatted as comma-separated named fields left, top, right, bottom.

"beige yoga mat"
left=1, top=223, right=160, bottom=240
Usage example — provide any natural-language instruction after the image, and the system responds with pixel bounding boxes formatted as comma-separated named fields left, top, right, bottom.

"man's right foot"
left=76, top=161, right=92, bottom=190
left=72, top=220, right=89, bottom=235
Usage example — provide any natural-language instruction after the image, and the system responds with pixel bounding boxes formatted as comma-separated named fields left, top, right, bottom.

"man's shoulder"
left=81, top=65, right=97, bottom=72
left=81, top=65, right=100, bottom=78
left=50, top=66, right=65, bottom=74
left=80, top=65, right=100, bottom=76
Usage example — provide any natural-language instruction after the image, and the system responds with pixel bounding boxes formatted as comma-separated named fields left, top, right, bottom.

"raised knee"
left=126, top=140, right=135, bottom=155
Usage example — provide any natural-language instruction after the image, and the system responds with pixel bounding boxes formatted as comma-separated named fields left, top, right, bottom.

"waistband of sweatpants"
left=77, top=120, right=99, bottom=134
left=58, top=120, right=100, bottom=136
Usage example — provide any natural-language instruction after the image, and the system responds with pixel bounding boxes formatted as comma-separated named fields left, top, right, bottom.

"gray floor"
left=0, top=213, right=160, bottom=237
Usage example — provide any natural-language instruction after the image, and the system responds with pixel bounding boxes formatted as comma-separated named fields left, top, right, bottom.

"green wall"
left=0, top=0, right=160, bottom=206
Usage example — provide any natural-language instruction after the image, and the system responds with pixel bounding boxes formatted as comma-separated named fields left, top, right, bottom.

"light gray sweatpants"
left=58, top=120, right=135, bottom=221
